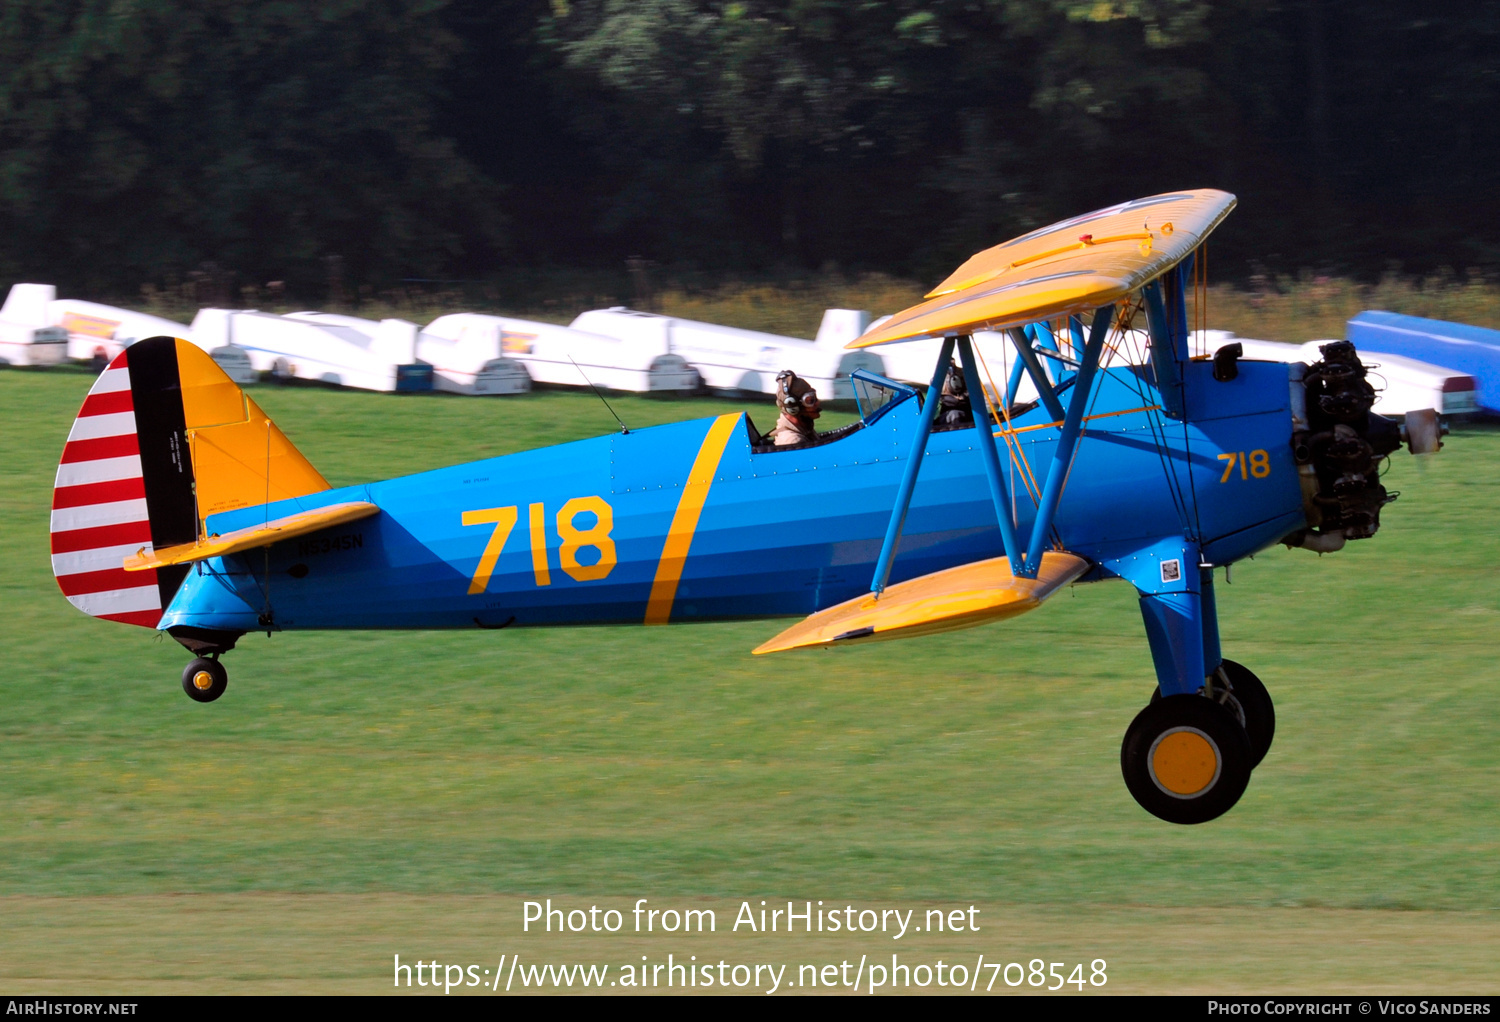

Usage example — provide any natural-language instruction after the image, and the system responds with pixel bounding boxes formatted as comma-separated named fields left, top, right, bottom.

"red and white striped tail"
left=49, top=349, right=163, bottom=628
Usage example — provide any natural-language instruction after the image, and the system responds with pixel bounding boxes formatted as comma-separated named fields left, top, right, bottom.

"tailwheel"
left=182, top=657, right=228, bottom=703
left=1122, top=695, right=1252, bottom=824
left=1153, top=659, right=1275, bottom=767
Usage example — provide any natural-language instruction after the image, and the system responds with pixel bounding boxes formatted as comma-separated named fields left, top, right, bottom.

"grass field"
left=1, top=368, right=1497, bottom=994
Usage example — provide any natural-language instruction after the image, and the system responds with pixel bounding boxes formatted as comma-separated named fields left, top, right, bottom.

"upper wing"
left=850, top=190, right=1236, bottom=348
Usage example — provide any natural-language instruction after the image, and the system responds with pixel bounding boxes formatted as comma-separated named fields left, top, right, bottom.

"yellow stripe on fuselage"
left=644, top=414, right=741, bottom=625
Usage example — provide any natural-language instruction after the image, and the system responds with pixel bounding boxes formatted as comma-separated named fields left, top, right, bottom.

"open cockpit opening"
left=748, top=368, right=918, bottom=453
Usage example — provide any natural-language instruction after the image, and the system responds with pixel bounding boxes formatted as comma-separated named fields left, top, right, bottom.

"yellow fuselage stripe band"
left=645, top=414, right=741, bottom=625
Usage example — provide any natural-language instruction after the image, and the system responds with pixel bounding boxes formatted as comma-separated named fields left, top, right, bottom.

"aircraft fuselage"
left=159, top=360, right=1303, bottom=634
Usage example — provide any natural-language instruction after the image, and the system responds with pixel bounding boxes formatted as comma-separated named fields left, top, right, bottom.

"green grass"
left=1, top=368, right=1497, bottom=991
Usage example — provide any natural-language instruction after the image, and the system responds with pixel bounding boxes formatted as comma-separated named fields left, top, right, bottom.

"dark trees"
left=0, top=1, right=1495, bottom=294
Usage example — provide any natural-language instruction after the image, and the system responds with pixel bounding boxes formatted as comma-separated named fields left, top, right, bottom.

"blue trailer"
left=1347, top=311, right=1500, bottom=414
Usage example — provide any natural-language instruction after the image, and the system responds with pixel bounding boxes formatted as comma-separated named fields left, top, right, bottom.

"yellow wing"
left=850, top=189, right=1236, bottom=348
left=753, top=551, right=1089, bottom=653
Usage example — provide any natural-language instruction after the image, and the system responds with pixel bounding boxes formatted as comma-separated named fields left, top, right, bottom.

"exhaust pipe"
left=1290, top=529, right=1346, bottom=553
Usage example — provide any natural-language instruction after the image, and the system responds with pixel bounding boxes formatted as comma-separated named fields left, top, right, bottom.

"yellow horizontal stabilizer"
left=123, top=501, right=379, bottom=571
left=849, top=190, right=1236, bottom=348
left=752, top=550, right=1089, bottom=654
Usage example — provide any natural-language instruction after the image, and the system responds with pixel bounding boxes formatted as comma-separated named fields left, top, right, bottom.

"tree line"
left=0, top=0, right=1493, bottom=300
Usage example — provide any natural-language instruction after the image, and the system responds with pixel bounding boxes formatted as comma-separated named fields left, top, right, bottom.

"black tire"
left=1152, top=659, right=1275, bottom=768
left=1121, top=695, right=1253, bottom=824
left=1217, top=659, right=1275, bottom=768
left=181, top=657, right=227, bottom=703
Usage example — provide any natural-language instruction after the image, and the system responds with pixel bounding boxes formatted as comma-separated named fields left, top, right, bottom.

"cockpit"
left=748, top=369, right=920, bottom=453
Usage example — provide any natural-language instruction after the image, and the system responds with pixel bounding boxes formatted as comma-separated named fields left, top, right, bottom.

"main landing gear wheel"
left=1122, top=695, right=1252, bottom=824
left=182, top=657, right=227, bottom=703
left=1152, top=659, right=1275, bottom=767
left=1215, top=659, right=1275, bottom=767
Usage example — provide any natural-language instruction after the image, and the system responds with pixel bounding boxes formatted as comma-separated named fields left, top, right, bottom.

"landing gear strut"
left=182, top=656, right=228, bottom=703
left=1151, top=658, right=1275, bottom=767
left=1209, top=659, right=1274, bottom=767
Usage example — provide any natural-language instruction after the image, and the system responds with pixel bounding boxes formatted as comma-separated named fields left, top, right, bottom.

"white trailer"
left=190, top=309, right=429, bottom=392
left=568, top=307, right=886, bottom=400
left=0, top=283, right=68, bottom=366
left=420, top=312, right=700, bottom=394
left=2, top=283, right=191, bottom=362
left=419, top=306, right=883, bottom=400
left=0, top=320, right=67, bottom=366
left=0, top=283, right=260, bottom=382
left=402, top=314, right=528, bottom=395
left=288, top=311, right=534, bottom=396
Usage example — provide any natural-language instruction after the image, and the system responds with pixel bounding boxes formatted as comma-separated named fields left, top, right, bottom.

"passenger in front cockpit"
left=769, top=369, right=823, bottom=446
left=939, top=360, right=974, bottom=427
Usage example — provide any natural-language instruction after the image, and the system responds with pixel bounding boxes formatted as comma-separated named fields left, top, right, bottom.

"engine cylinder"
left=1284, top=341, right=1400, bottom=550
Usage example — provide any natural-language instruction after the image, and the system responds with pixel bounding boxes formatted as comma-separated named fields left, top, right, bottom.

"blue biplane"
left=49, top=190, right=1440, bottom=823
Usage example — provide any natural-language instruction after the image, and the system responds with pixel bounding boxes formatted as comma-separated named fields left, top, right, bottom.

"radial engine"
left=1283, top=340, right=1445, bottom=553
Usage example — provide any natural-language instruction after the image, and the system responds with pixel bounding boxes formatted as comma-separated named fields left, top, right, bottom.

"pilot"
left=769, top=370, right=822, bottom=446
left=939, top=360, right=973, bottom=427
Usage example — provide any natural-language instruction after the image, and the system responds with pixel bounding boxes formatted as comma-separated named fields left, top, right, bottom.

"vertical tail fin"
left=51, top=337, right=330, bottom=628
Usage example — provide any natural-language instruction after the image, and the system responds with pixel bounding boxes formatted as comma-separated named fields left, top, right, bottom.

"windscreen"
left=851, top=369, right=917, bottom=425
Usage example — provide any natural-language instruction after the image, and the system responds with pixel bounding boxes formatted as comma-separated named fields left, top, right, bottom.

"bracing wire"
left=1181, top=246, right=1207, bottom=542
left=975, top=339, right=1044, bottom=507
left=1051, top=303, right=1137, bottom=550
left=1116, top=296, right=1195, bottom=536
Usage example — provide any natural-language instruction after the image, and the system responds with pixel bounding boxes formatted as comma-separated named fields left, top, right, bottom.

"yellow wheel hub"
left=192, top=670, right=215, bottom=691
left=1150, top=728, right=1220, bottom=797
